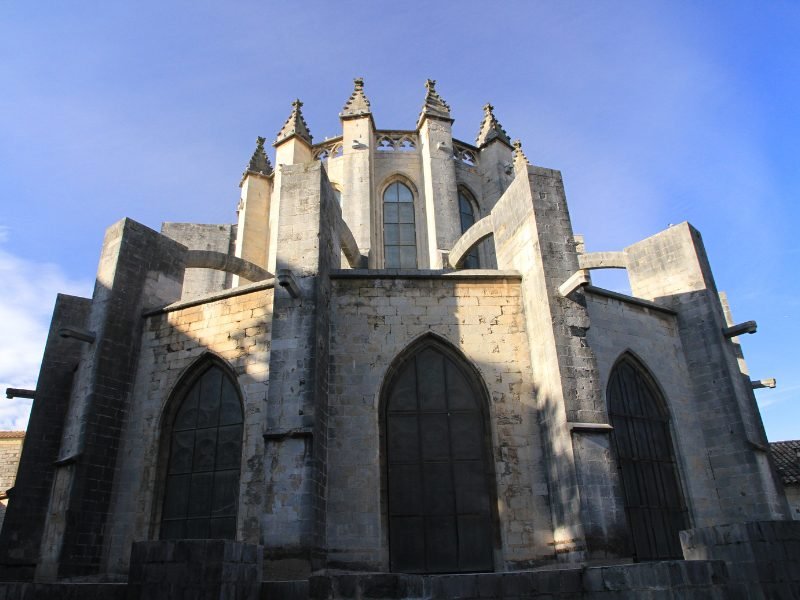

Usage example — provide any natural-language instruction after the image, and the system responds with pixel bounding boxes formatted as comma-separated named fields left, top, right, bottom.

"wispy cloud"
left=757, top=384, right=800, bottom=411
left=0, top=237, right=92, bottom=429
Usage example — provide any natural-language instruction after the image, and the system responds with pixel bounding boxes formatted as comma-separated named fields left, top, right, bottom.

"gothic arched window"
left=383, top=340, right=495, bottom=573
left=383, top=181, right=417, bottom=269
left=607, top=355, right=688, bottom=560
left=458, top=189, right=479, bottom=269
left=160, top=362, right=243, bottom=540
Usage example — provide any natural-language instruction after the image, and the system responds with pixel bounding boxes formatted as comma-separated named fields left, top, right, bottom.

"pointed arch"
left=607, top=352, right=688, bottom=561
left=155, top=353, right=244, bottom=540
left=379, top=334, right=497, bottom=573
left=381, top=177, right=418, bottom=269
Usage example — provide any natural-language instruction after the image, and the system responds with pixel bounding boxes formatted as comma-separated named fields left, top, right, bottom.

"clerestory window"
left=383, top=181, right=417, bottom=268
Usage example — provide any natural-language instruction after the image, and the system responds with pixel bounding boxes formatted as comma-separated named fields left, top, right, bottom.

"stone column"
left=235, top=137, right=274, bottom=285
left=268, top=100, right=314, bottom=275
left=263, top=161, right=341, bottom=578
left=340, top=77, right=375, bottom=259
left=490, top=151, right=629, bottom=560
left=35, top=219, right=187, bottom=580
left=0, top=295, right=91, bottom=581
left=417, top=80, right=460, bottom=268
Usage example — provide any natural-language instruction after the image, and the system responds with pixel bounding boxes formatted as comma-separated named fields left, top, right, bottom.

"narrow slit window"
left=458, top=190, right=479, bottom=268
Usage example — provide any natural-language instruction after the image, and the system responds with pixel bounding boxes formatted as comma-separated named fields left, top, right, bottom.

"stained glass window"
left=160, top=364, right=243, bottom=540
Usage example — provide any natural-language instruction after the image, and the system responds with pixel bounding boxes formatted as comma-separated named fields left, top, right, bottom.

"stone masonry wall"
left=0, top=434, right=24, bottom=534
left=681, top=520, right=800, bottom=598
left=103, top=284, right=274, bottom=577
left=161, top=223, right=235, bottom=299
left=0, top=435, right=24, bottom=493
left=327, top=272, right=554, bottom=571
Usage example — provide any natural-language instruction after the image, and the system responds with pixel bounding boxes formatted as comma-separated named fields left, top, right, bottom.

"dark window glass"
left=608, top=357, right=688, bottom=561
left=383, top=182, right=417, bottom=268
left=160, top=365, right=243, bottom=540
left=385, top=344, right=494, bottom=573
left=458, top=191, right=479, bottom=268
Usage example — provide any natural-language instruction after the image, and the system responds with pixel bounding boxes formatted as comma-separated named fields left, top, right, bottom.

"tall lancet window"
left=458, top=189, right=480, bottom=268
left=384, top=339, right=495, bottom=573
left=607, top=355, right=688, bottom=560
left=160, top=362, right=243, bottom=540
left=383, top=181, right=417, bottom=268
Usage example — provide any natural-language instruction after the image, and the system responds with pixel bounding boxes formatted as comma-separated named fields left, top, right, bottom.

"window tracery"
left=159, top=363, right=243, bottom=540
left=376, top=132, right=418, bottom=152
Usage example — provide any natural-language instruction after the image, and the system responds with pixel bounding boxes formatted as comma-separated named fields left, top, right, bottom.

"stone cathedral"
left=1, top=79, right=798, bottom=599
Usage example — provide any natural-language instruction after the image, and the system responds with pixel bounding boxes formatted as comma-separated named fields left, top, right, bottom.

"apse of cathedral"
left=1, top=78, right=797, bottom=599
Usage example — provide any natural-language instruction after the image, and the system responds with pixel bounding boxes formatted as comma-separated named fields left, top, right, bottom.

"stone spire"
left=243, top=136, right=273, bottom=178
left=417, top=79, right=453, bottom=127
left=340, top=77, right=371, bottom=118
left=475, top=103, right=512, bottom=148
left=274, top=99, right=313, bottom=146
left=512, top=139, right=529, bottom=171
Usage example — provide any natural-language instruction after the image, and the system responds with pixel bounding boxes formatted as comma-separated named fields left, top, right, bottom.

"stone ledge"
left=585, top=285, right=677, bottom=316
left=143, top=279, right=276, bottom=317
left=330, top=269, right=522, bottom=281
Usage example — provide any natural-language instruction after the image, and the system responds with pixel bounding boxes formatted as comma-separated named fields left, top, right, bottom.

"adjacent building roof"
left=770, top=440, right=800, bottom=484
left=0, top=431, right=24, bottom=439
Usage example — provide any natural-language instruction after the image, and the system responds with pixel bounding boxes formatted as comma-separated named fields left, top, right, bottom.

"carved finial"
left=418, top=78, right=452, bottom=127
left=243, top=136, right=273, bottom=178
left=512, top=139, right=529, bottom=170
left=476, top=103, right=512, bottom=148
left=340, top=76, right=372, bottom=118
left=275, top=99, right=313, bottom=146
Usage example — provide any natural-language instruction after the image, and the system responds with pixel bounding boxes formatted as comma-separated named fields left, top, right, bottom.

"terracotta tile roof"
left=0, top=431, right=25, bottom=439
left=770, top=440, right=800, bottom=485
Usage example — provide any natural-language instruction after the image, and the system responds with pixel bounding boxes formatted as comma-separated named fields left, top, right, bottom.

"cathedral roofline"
left=274, top=99, right=313, bottom=147
left=240, top=136, right=273, bottom=186
left=512, top=139, right=530, bottom=171
left=416, top=79, right=454, bottom=129
left=476, top=103, right=513, bottom=149
left=339, top=77, right=374, bottom=125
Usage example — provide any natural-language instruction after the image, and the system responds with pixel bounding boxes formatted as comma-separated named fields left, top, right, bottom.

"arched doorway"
left=607, top=355, right=688, bottom=560
left=159, top=359, right=243, bottom=540
left=383, top=339, right=495, bottom=573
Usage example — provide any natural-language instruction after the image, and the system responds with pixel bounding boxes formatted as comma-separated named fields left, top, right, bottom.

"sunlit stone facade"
left=0, top=78, right=795, bottom=599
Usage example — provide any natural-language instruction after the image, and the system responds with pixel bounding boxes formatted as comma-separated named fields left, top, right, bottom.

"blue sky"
left=0, top=2, right=798, bottom=439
